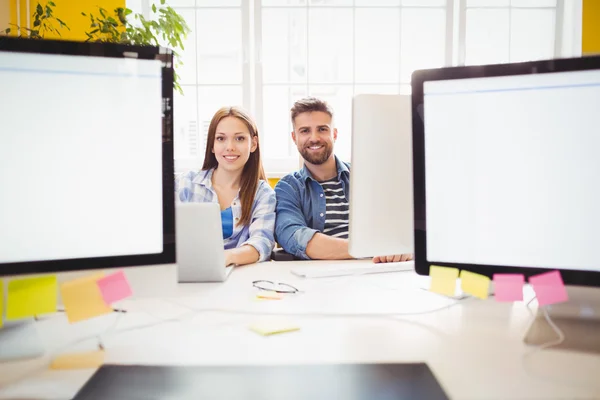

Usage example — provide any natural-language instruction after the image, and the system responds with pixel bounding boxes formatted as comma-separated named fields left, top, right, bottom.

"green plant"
left=2, top=1, right=70, bottom=38
left=82, top=0, right=190, bottom=94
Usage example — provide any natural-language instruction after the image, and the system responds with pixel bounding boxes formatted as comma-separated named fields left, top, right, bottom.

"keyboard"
left=291, top=260, right=414, bottom=278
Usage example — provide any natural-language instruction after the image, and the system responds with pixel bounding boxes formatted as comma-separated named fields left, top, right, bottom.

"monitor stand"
left=0, top=319, right=45, bottom=361
left=523, top=285, right=600, bottom=354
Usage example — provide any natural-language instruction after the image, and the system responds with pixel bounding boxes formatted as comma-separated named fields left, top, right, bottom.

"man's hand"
left=372, top=254, right=413, bottom=263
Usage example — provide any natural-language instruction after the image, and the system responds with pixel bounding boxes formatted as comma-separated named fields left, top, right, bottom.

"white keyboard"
left=291, top=260, right=414, bottom=278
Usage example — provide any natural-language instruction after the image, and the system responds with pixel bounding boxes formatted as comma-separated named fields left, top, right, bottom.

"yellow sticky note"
left=460, top=270, right=490, bottom=300
left=249, top=319, right=300, bottom=336
left=6, top=276, right=57, bottom=320
left=0, top=280, right=4, bottom=328
left=429, top=265, right=459, bottom=297
left=60, top=274, right=113, bottom=324
left=50, top=350, right=105, bottom=370
left=256, top=291, right=283, bottom=300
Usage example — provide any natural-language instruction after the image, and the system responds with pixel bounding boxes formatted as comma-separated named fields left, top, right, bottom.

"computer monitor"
left=348, top=94, right=414, bottom=258
left=0, top=37, right=175, bottom=359
left=411, top=56, right=600, bottom=352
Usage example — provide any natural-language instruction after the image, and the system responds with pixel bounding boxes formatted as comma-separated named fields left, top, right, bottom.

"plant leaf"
left=152, top=3, right=157, bottom=13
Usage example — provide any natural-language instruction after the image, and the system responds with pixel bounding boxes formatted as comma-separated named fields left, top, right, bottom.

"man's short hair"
left=290, top=97, right=334, bottom=125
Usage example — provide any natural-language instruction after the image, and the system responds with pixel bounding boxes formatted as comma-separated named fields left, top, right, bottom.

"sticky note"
left=0, top=280, right=4, bottom=328
left=529, top=270, right=568, bottom=307
left=50, top=350, right=105, bottom=370
left=460, top=270, right=490, bottom=300
left=6, top=276, right=57, bottom=320
left=96, top=271, right=133, bottom=305
left=256, top=291, right=283, bottom=300
left=249, top=319, right=300, bottom=336
left=429, top=265, right=459, bottom=297
left=60, top=274, right=113, bottom=323
left=493, top=274, right=524, bottom=302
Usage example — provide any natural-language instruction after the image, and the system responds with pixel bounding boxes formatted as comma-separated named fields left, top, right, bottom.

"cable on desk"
left=517, top=300, right=599, bottom=391
left=522, top=300, right=566, bottom=357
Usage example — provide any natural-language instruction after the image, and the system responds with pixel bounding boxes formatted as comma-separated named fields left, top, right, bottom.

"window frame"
left=155, top=0, right=581, bottom=176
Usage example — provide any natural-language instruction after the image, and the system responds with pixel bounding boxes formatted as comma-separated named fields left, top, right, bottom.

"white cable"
left=519, top=303, right=599, bottom=390
left=523, top=304, right=566, bottom=358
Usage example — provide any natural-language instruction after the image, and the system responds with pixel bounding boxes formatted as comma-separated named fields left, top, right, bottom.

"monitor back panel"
left=349, top=94, right=414, bottom=258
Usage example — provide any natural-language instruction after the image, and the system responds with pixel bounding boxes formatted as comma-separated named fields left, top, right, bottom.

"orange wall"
left=7, top=0, right=124, bottom=40
left=47, top=0, right=125, bottom=41
left=0, top=0, right=9, bottom=31
left=583, top=0, right=600, bottom=55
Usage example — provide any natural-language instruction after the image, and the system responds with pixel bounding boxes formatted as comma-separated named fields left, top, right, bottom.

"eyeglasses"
left=252, top=280, right=300, bottom=294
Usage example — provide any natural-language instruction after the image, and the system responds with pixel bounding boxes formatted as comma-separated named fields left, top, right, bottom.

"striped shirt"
left=320, top=177, right=349, bottom=239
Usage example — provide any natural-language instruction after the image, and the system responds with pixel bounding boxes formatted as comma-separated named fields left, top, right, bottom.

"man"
left=274, top=97, right=413, bottom=263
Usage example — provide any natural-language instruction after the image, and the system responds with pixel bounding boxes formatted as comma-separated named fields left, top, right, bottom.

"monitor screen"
left=411, top=56, right=600, bottom=286
left=0, top=38, right=175, bottom=276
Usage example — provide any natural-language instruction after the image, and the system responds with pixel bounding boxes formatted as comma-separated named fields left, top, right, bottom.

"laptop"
left=175, top=202, right=234, bottom=282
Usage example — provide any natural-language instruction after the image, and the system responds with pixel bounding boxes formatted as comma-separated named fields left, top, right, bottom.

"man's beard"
left=299, top=142, right=333, bottom=165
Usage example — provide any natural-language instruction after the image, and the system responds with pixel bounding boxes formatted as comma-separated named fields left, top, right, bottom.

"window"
left=464, top=0, right=558, bottom=65
left=143, top=0, right=579, bottom=175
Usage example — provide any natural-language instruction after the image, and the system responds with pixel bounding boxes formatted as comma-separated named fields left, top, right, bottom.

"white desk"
left=1, top=260, right=599, bottom=400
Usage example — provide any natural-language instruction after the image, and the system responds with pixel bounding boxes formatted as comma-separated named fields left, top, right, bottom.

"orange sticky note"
left=460, top=270, right=490, bottom=300
left=429, top=265, right=459, bottom=296
left=256, top=291, right=283, bottom=300
left=50, top=350, right=105, bottom=370
left=6, top=276, right=57, bottom=320
left=60, top=274, right=113, bottom=323
left=0, top=280, right=4, bottom=328
left=249, top=318, right=300, bottom=336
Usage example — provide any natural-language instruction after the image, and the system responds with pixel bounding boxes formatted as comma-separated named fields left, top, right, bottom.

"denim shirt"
left=274, top=156, right=350, bottom=259
left=175, top=168, right=276, bottom=262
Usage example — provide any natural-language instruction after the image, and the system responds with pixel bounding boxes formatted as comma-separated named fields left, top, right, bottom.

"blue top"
left=274, top=156, right=351, bottom=260
left=174, top=168, right=277, bottom=262
left=221, top=207, right=234, bottom=239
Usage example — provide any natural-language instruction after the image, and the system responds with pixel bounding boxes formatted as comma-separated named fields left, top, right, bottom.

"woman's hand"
left=372, top=254, right=413, bottom=263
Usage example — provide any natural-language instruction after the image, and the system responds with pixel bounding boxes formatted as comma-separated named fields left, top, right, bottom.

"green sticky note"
left=460, top=270, right=490, bottom=300
left=7, top=276, right=58, bottom=320
left=429, top=265, right=459, bottom=297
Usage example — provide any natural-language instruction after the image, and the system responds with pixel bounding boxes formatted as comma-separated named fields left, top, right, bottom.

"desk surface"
left=1, top=260, right=599, bottom=400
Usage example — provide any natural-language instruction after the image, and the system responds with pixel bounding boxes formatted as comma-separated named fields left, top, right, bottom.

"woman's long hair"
left=202, top=106, right=266, bottom=227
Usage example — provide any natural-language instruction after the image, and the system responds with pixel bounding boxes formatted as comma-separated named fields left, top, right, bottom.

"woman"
left=175, top=106, right=276, bottom=266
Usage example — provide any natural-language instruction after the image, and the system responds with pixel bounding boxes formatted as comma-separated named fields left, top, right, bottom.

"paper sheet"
left=493, top=274, right=524, bottom=302
left=429, top=265, right=459, bottom=297
left=460, top=270, right=490, bottom=300
left=256, top=291, right=283, bottom=300
left=529, top=270, right=568, bottom=306
left=50, top=350, right=105, bottom=370
left=6, top=276, right=57, bottom=320
left=60, top=273, right=113, bottom=323
left=97, top=271, right=133, bottom=305
left=249, top=318, right=300, bottom=336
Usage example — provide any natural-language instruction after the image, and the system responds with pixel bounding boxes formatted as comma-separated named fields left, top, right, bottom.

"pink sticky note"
left=493, top=274, right=524, bottom=302
left=96, top=271, right=133, bottom=305
left=529, top=270, right=568, bottom=307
